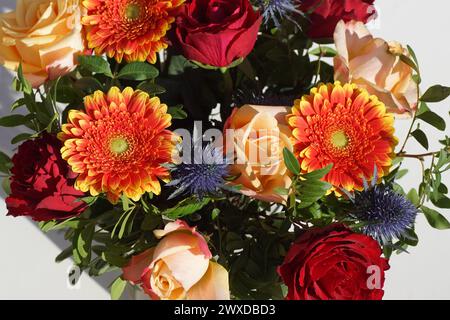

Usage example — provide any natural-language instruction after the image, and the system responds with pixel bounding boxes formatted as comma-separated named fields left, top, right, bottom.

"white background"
left=0, top=0, right=449, bottom=299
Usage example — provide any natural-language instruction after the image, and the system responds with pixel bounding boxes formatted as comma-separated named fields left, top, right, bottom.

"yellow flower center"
left=110, top=137, right=129, bottom=154
left=331, top=130, right=348, bottom=149
left=125, top=3, right=141, bottom=20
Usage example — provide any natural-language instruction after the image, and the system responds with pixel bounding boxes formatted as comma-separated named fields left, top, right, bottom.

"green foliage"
left=117, top=62, right=159, bottom=81
left=167, top=105, right=188, bottom=120
left=292, top=165, right=333, bottom=210
left=416, top=103, right=446, bottom=131
left=421, top=206, right=450, bottom=230
left=309, top=46, right=337, bottom=57
left=110, top=277, right=127, bottom=300
left=162, top=197, right=211, bottom=219
left=138, top=81, right=166, bottom=95
left=282, top=148, right=300, bottom=175
left=77, top=55, right=113, bottom=77
left=420, top=85, right=450, bottom=103
left=0, top=151, right=12, bottom=174
left=411, top=128, right=429, bottom=150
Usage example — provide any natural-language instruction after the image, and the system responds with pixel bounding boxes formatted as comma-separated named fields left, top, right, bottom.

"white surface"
left=0, top=0, right=449, bottom=299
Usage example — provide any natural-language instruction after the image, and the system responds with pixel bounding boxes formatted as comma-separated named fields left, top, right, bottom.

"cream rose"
left=0, top=0, right=85, bottom=87
left=122, top=220, right=230, bottom=300
left=224, top=105, right=293, bottom=203
left=333, top=20, right=418, bottom=115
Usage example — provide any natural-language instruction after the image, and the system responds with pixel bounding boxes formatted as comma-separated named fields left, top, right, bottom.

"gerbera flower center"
left=125, top=3, right=142, bottom=20
left=110, top=137, right=130, bottom=155
left=330, top=130, right=349, bottom=149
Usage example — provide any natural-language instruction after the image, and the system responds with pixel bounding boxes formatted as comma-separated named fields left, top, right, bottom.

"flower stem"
left=397, top=151, right=441, bottom=159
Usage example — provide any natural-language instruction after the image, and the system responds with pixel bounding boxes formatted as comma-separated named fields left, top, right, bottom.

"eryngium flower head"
left=167, top=144, right=229, bottom=199
left=351, top=185, right=418, bottom=244
left=256, top=0, right=303, bottom=27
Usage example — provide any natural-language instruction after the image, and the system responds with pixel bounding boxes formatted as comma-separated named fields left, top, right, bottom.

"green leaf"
left=162, top=197, right=211, bottom=219
left=73, top=224, right=95, bottom=264
left=309, top=46, right=337, bottom=57
left=2, top=177, right=11, bottom=195
left=411, top=129, right=429, bottom=150
left=11, top=98, right=26, bottom=111
left=11, top=133, right=33, bottom=144
left=400, top=54, right=419, bottom=74
left=407, top=45, right=419, bottom=67
left=283, top=148, right=300, bottom=175
left=118, top=209, right=135, bottom=239
left=302, top=163, right=333, bottom=180
left=399, top=228, right=418, bottom=247
left=295, top=165, right=333, bottom=209
left=420, top=85, right=450, bottom=103
left=0, top=114, right=34, bottom=127
left=77, top=55, right=113, bottom=77
left=101, top=251, right=128, bottom=267
left=117, top=62, right=159, bottom=81
left=39, top=220, right=58, bottom=233
left=138, top=81, right=166, bottom=95
left=55, top=246, right=73, bottom=263
left=168, top=105, right=187, bottom=120
left=274, top=187, right=290, bottom=196
left=0, top=151, right=13, bottom=174
left=431, top=195, right=450, bottom=209
left=422, top=206, right=450, bottom=230
left=74, top=77, right=103, bottom=94
left=211, top=208, right=220, bottom=220
left=416, top=103, right=446, bottom=131
left=407, top=188, right=420, bottom=207
left=110, top=277, right=127, bottom=300
left=16, top=63, right=32, bottom=95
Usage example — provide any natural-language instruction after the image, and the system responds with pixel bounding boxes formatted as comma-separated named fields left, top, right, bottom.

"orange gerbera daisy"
left=81, top=0, right=184, bottom=63
left=58, top=87, right=176, bottom=203
left=287, top=82, right=397, bottom=193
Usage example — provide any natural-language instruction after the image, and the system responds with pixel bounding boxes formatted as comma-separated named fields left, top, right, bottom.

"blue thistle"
left=345, top=167, right=418, bottom=244
left=256, top=0, right=303, bottom=28
left=167, top=144, right=229, bottom=199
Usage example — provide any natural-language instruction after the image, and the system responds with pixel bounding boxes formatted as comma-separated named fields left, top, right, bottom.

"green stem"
left=397, top=151, right=441, bottom=159
left=398, top=111, right=418, bottom=154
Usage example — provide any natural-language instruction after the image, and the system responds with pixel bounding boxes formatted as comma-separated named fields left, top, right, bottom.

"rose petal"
left=187, top=261, right=230, bottom=300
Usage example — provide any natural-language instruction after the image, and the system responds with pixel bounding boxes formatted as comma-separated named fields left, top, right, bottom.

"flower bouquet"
left=0, top=0, right=449, bottom=300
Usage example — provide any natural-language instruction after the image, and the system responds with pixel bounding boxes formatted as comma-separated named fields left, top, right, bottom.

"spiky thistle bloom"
left=287, top=82, right=398, bottom=194
left=81, top=0, right=184, bottom=63
left=167, top=144, right=229, bottom=199
left=58, top=87, right=176, bottom=203
left=350, top=184, right=418, bottom=244
left=255, top=0, right=303, bottom=27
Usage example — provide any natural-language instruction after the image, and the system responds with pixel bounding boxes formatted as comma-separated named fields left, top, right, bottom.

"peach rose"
left=122, top=220, right=230, bottom=300
left=0, top=0, right=85, bottom=87
left=333, top=20, right=418, bottom=115
left=224, top=105, right=293, bottom=203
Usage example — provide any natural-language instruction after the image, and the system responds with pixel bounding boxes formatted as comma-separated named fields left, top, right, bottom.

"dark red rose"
left=278, top=224, right=389, bottom=300
left=174, top=0, right=262, bottom=68
left=300, top=0, right=376, bottom=39
left=6, top=134, right=87, bottom=221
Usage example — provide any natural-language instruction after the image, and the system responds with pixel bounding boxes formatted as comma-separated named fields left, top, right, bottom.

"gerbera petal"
left=287, top=82, right=397, bottom=194
left=59, top=87, right=176, bottom=203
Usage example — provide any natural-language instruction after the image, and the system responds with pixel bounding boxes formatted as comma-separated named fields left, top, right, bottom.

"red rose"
left=300, top=0, right=376, bottom=39
left=174, top=0, right=262, bottom=68
left=6, top=134, right=87, bottom=221
left=278, top=224, right=389, bottom=300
